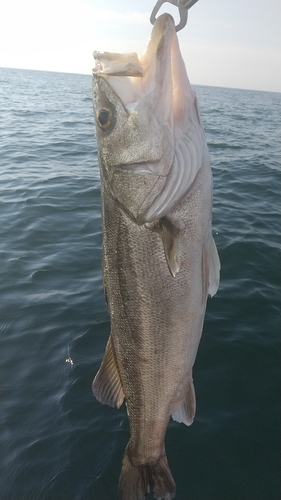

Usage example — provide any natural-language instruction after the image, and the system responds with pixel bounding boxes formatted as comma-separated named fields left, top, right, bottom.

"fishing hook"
left=150, top=0, right=199, bottom=32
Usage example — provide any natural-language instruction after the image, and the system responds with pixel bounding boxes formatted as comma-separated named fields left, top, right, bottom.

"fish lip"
left=92, top=51, right=144, bottom=77
left=148, top=13, right=176, bottom=47
left=115, top=162, right=166, bottom=177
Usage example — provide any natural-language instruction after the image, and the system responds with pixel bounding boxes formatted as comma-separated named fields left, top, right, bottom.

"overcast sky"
left=0, top=0, right=281, bottom=92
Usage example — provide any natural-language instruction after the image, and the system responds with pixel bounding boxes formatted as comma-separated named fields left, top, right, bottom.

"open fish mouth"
left=93, top=13, right=184, bottom=122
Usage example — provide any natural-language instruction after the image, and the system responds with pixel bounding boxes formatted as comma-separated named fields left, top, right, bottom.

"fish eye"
left=97, top=108, right=113, bottom=131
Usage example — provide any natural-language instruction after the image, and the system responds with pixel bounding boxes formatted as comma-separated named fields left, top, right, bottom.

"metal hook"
left=150, top=0, right=199, bottom=32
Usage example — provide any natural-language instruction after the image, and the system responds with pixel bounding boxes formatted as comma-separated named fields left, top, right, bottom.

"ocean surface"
left=0, top=67, right=280, bottom=500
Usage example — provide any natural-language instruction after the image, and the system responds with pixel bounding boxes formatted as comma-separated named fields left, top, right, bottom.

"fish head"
left=93, top=13, right=202, bottom=223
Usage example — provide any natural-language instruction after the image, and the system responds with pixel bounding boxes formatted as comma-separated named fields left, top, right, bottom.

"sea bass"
left=92, top=13, right=220, bottom=500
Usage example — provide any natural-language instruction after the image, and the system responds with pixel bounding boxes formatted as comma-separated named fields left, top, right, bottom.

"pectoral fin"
left=92, top=335, right=124, bottom=408
left=146, top=217, right=180, bottom=277
left=171, top=378, right=196, bottom=426
left=160, top=217, right=180, bottom=277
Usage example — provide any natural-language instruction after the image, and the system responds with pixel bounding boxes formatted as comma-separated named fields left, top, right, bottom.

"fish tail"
left=118, top=445, right=175, bottom=500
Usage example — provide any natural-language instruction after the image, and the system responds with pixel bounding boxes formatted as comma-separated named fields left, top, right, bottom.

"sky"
left=0, top=0, right=281, bottom=92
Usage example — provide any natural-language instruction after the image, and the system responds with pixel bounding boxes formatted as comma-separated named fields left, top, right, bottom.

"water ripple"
left=0, top=69, right=280, bottom=500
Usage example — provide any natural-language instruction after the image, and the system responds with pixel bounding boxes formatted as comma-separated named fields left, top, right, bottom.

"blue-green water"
left=0, top=67, right=280, bottom=500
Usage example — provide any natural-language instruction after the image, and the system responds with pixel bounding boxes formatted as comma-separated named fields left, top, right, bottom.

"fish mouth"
left=93, top=14, right=180, bottom=116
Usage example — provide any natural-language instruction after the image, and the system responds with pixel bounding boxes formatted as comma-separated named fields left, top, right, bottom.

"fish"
left=92, top=13, right=220, bottom=500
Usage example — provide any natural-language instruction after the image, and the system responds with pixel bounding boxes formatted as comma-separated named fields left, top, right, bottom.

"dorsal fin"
left=208, top=236, right=220, bottom=297
left=202, top=236, right=220, bottom=303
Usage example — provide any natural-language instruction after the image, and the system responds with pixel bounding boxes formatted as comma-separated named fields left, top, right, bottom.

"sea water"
left=0, top=67, right=280, bottom=500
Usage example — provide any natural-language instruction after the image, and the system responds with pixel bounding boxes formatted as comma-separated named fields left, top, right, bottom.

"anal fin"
left=171, top=379, right=196, bottom=426
left=92, top=335, right=124, bottom=408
